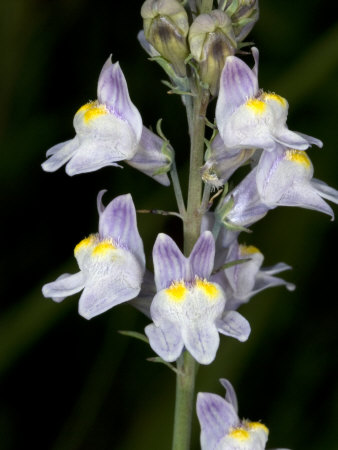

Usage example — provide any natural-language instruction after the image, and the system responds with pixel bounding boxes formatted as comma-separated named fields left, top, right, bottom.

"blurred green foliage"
left=0, top=0, right=337, bottom=449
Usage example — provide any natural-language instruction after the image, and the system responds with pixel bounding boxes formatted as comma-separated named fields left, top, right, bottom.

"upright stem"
left=172, top=75, right=210, bottom=449
left=184, top=88, right=210, bottom=255
left=172, top=351, right=198, bottom=450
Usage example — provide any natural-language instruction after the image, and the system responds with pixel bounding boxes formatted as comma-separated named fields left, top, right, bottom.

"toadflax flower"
left=215, top=47, right=322, bottom=153
left=42, top=56, right=142, bottom=175
left=197, top=378, right=290, bottom=450
left=256, top=146, right=338, bottom=218
left=212, top=240, right=295, bottom=311
left=42, top=191, right=145, bottom=319
left=145, top=231, right=250, bottom=365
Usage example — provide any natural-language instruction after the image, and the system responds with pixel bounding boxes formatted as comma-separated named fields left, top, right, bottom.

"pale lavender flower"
left=256, top=146, right=338, bottom=218
left=212, top=240, right=295, bottom=311
left=145, top=231, right=250, bottom=365
left=42, top=56, right=143, bottom=175
left=197, top=378, right=290, bottom=450
left=42, top=191, right=145, bottom=319
left=215, top=48, right=322, bottom=153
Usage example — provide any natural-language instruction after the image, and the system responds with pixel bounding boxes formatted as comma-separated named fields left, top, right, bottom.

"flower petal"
left=78, top=276, right=141, bottom=320
left=182, top=323, right=220, bottom=365
left=96, top=189, right=107, bottom=215
left=280, top=181, right=334, bottom=218
left=219, top=378, right=239, bottom=414
left=256, top=147, right=313, bottom=206
left=312, top=178, right=338, bottom=204
left=225, top=168, right=269, bottom=226
left=189, top=231, right=215, bottom=280
left=225, top=241, right=264, bottom=300
left=42, top=137, right=79, bottom=172
left=262, top=262, right=292, bottom=276
left=145, top=321, right=184, bottom=362
left=252, top=46, right=259, bottom=78
left=126, top=126, right=171, bottom=186
left=153, top=233, right=188, bottom=290
left=296, top=132, right=323, bottom=148
left=65, top=138, right=124, bottom=176
left=216, top=51, right=259, bottom=125
left=217, top=310, right=251, bottom=342
left=42, top=272, right=85, bottom=302
left=252, top=267, right=295, bottom=296
left=197, top=392, right=239, bottom=450
left=99, top=193, right=145, bottom=265
left=272, top=129, right=312, bottom=150
left=97, top=58, right=142, bottom=141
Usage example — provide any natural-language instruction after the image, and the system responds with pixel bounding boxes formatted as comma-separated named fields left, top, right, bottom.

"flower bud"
left=220, top=0, right=259, bottom=41
left=141, top=0, right=189, bottom=76
left=188, top=10, right=237, bottom=95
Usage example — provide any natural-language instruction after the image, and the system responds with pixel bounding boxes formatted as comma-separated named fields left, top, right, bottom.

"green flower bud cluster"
left=189, top=10, right=237, bottom=95
left=141, top=0, right=259, bottom=94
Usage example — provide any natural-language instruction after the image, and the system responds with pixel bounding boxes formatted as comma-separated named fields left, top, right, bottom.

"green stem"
left=184, top=88, right=210, bottom=254
left=171, top=69, right=210, bottom=447
left=171, top=351, right=198, bottom=450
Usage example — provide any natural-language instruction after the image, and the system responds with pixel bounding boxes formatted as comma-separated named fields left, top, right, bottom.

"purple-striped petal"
left=97, top=58, right=142, bottom=141
left=189, top=231, right=215, bottom=280
left=98, top=193, right=145, bottom=264
left=42, top=272, right=85, bottom=302
left=217, top=310, right=251, bottom=342
left=182, top=323, right=220, bottom=365
left=216, top=51, right=259, bottom=124
left=126, top=126, right=171, bottom=186
left=153, top=233, right=188, bottom=290
left=197, top=392, right=239, bottom=450
left=145, top=321, right=184, bottom=362
left=219, top=378, right=239, bottom=414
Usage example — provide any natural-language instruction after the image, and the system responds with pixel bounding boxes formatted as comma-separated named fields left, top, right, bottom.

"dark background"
left=0, top=0, right=338, bottom=449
